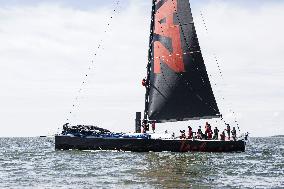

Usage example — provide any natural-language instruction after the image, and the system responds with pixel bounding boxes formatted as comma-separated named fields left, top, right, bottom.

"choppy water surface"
left=0, top=137, right=283, bottom=189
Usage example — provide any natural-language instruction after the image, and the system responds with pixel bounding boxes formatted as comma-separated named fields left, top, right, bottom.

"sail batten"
left=156, top=115, right=221, bottom=123
left=146, top=0, right=220, bottom=122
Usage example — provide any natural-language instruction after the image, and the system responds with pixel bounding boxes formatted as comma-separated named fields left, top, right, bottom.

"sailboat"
left=55, top=0, right=246, bottom=152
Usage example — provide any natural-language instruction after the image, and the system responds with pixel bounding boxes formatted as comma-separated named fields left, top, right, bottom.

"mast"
left=143, top=0, right=156, bottom=121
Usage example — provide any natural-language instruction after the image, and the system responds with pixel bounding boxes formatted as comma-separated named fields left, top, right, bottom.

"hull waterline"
left=55, top=135, right=246, bottom=152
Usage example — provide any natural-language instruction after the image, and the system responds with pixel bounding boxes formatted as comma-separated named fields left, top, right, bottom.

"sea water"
left=0, top=137, right=283, bottom=189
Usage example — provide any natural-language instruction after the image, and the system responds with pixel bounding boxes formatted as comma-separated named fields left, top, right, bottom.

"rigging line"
left=200, top=11, right=223, bottom=78
left=144, top=0, right=156, bottom=121
left=66, top=0, right=121, bottom=123
left=151, top=51, right=200, bottom=60
left=200, top=10, right=240, bottom=131
left=200, top=12, right=209, bottom=34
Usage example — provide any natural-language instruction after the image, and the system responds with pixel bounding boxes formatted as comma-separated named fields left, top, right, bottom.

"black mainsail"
left=145, top=0, right=220, bottom=123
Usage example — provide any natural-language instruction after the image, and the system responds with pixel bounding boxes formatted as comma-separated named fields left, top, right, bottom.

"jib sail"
left=145, top=0, right=220, bottom=122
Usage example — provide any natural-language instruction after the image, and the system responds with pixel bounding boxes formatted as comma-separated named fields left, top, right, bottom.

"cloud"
left=0, top=1, right=283, bottom=137
left=193, top=1, right=284, bottom=136
left=0, top=1, right=151, bottom=137
left=273, top=112, right=280, bottom=117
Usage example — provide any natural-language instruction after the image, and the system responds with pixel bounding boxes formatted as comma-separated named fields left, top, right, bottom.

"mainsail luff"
left=144, top=0, right=156, bottom=121
left=147, top=0, right=220, bottom=123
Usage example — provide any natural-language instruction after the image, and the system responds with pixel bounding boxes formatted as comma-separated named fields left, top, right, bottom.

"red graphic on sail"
left=154, top=0, right=185, bottom=74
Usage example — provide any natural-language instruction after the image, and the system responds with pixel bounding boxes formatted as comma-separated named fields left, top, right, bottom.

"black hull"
left=55, top=135, right=245, bottom=152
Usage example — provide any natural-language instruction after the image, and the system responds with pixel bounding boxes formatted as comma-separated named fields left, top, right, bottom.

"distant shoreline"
left=271, top=135, right=284, bottom=138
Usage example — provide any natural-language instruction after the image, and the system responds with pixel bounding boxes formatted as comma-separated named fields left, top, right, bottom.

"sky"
left=0, top=0, right=283, bottom=137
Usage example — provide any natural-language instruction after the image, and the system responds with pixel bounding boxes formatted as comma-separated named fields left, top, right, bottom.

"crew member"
left=141, top=125, right=145, bottom=133
left=151, top=121, right=156, bottom=133
left=63, top=123, right=69, bottom=131
left=213, top=127, right=219, bottom=140
left=231, top=127, right=237, bottom=141
left=146, top=123, right=150, bottom=132
left=142, top=78, right=148, bottom=87
left=205, top=122, right=210, bottom=128
left=205, top=124, right=209, bottom=137
left=187, top=126, right=193, bottom=139
left=207, top=125, right=213, bottom=140
left=142, top=120, right=147, bottom=133
left=220, top=130, right=226, bottom=141
left=226, top=124, right=231, bottom=140
left=180, top=130, right=186, bottom=139
left=201, top=128, right=206, bottom=140
left=197, top=126, right=203, bottom=139
left=245, top=132, right=249, bottom=141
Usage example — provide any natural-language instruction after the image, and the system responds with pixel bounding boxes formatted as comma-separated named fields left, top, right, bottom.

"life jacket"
left=205, top=127, right=210, bottom=134
left=208, top=129, right=213, bottom=139
left=220, top=132, right=225, bottom=140
left=152, top=122, right=156, bottom=130
left=188, top=130, right=193, bottom=139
